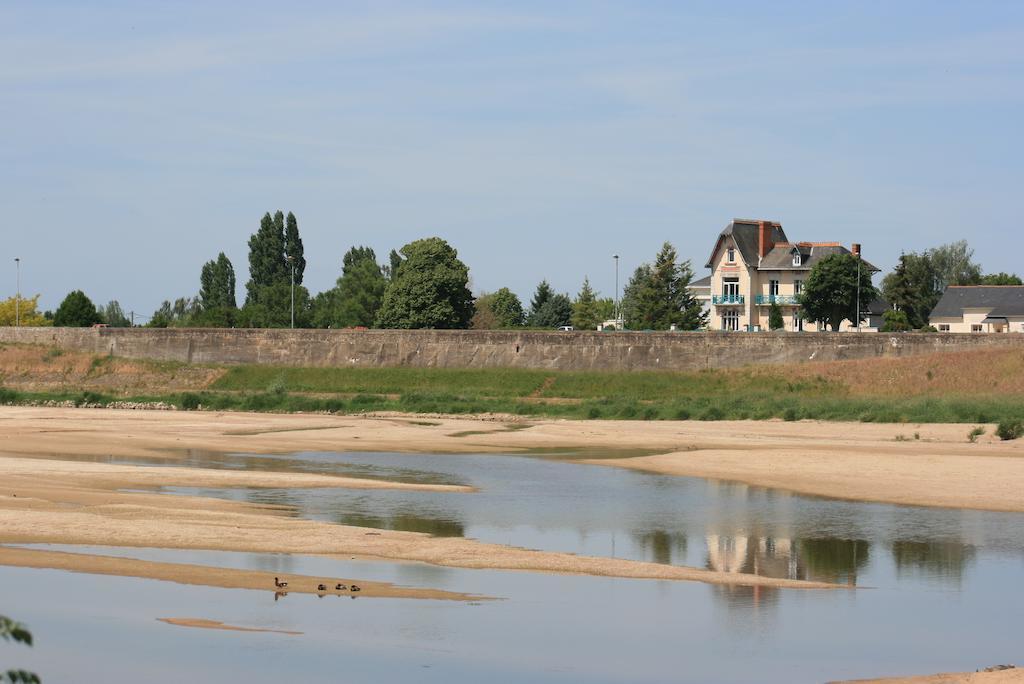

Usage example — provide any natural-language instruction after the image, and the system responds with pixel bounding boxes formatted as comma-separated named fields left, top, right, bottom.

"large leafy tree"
left=0, top=295, right=50, bottom=326
left=571, top=277, right=602, bottom=330
left=375, top=237, right=474, bottom=329
left=53, top=290, right=102, bottom=327
left=800, top=253, right=878, bottom=331
left=199, top=253, right=237, bottom=311
left=489, top=288, right=525, bottom=328
left=881, top=252, right=940, bottom=329
left=929, top=240, right=981, bottom=289
left=473, top=288, right=525, bottom=329
left=621, top=242, right=706, bottom=330
left=147, top=297, right=201, bottom=328
left=236, top=282, right=311, bottom=328
left=311, top=246, right=386, bottom=328
left=980, top=272, right=1023, bottom=285
left=99, top=300, right=131, bottom=327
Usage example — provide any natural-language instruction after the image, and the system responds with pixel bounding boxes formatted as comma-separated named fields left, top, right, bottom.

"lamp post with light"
left=14, top=258, right=20, bottom=327
left=613, top=254, right=620, bottom=329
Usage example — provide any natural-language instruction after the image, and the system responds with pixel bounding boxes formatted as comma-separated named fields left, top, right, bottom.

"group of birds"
left=274, top=577, right=361, bottom=596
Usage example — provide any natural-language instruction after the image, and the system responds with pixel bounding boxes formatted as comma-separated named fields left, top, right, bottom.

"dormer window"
left=791, top=249, right=802, bottom=267
left=727, top=247, right=735, bottom=263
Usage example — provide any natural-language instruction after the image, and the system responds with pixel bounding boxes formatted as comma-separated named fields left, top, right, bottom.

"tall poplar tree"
left=284, top=212, right=306, bottom=285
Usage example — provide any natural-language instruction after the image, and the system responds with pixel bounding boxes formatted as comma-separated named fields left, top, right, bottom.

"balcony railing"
left=755, top=294, right=800, bottom=305
left=712, top=294, right=744, bottom=305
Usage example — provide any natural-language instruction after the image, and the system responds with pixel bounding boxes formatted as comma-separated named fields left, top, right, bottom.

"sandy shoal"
left=157, top=618, right=302, bottom=635
left=1, top=406, right=1021, bottom=592
left=0, top=546, right=476, bottom=601
left=831, top=667, right=1023, bottom=683
left=2, top=406, right=1022, bottom=512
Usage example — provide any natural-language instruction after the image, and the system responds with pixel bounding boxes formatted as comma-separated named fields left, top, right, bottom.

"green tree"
left=383, top=249, right=403, bottom=282
left=245, top=212, right=288, bottom=305
left=489, top=288, right=525, bottom=327
left=532, top=293, right=573, bottom=328
left=375, top=237, right=474, bottom=329
left=146, top=297, right=201, bottom=328
left=0, top=295, right=50, bottom=327
left=53, top=290, right=102, bottom=327
left=881, top=252, right=940, bottom=330
left=571, top=277, right=602, bottom=330
left=621, top=243, right=706, bottom=330
left=470, top=294, right=500, bottom=329
left=768, top=301, right=784, bottom=330
left=526, top=280, right=554, bottom=326
left=880, top=309, right=911, bottom=332
left=236, top=282, right=311, bottom=328
left=199, top=253, right=237, bottom=311
left=284, top=212, right=306, bottom=285
left=312, top=246, right=387, bottom=328
left=929, top=240, right=981, bottom=289
left=1, top=614, right=39, bottom=684
left=980, top=272, right=1023, bottom=285
left=800, top=253, right=878, bottom=331
left=621, top=264, right=653, bottom=330
left=99, top=300, right=131, bottom=327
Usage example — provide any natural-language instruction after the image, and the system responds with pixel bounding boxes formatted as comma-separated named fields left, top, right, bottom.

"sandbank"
left=0, top=546, right=473, bottom=600
left=157, top=618, right=302, bottom=635
left=832, top=667, right=1022, bottom=683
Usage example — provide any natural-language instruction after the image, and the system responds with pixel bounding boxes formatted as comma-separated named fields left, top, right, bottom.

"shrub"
left=783, top=407, right=799, bottom=422
left=672, top=407, right=691, bottom=421
left=699, top=406, right=725, bottom=421
left=180, top=393, right=202, bottom=410
left=967, top=426, right=985, bottom=443
left=996, top=420, right=1023, bottom=441
left=267, top=375, right=288, bottom=396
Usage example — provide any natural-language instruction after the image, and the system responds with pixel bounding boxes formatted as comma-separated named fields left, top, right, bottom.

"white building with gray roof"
left=929, top=286, right=1024, bottom=333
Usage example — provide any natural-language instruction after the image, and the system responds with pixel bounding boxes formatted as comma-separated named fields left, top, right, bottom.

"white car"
left=557, top=326, right=574, bottom=331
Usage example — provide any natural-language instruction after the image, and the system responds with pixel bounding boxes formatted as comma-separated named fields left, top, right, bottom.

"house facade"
left=704, top=218, right=878, bottom=332
left=929, top=286, right=1024, bottom=333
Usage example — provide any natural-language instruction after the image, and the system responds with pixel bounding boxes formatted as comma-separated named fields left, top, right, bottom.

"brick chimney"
left=758, top=221, right=775, bottom=259
left=852, top=243, right=862, bottom=258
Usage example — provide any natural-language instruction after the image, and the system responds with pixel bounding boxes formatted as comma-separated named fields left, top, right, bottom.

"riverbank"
left=5, top=342, right=1024, bottom=423
left=2, top=406, right=1022, bottom=512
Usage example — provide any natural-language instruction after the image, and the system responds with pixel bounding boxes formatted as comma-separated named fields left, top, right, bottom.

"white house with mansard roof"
left=704, top=218, right=880, bottom=332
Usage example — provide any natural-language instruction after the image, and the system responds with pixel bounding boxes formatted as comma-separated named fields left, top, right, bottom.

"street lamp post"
left=613, top=254, right=620, bottom=329
left=14, top=258, right=20, bottom=327
left=855, top=255, right=861, bottom=333
left=288, top=256, right=295, bottom=329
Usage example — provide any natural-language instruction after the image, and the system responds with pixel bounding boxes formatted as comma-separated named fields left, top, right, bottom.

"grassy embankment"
left=2, top=342, right=1024, bottom=424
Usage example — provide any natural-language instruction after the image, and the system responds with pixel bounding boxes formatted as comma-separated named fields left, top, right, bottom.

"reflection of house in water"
left=706, top=534, right=803, bottom=581
left=705, top=533, right=871, bottom=603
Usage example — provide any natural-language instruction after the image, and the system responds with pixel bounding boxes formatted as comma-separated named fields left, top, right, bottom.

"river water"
left=4, top=449, right=1023, bottom=682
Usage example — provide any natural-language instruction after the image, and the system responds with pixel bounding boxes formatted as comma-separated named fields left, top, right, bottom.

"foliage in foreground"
left=1, top=614, right=39, bottom=684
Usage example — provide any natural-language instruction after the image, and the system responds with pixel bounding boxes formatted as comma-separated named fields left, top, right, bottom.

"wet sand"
left=0, top=546, right=478, bottom=600
left=833, top=667, right=1022, bottom=683
left=157, top=618, right=302, bottom=636
left=2, top=406, right=1021, bottom=511
left=1, top=406, right=1021, bottom=593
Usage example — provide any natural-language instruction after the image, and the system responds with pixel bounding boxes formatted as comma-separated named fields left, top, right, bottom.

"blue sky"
left=3, top=1, right=1023, bottom=315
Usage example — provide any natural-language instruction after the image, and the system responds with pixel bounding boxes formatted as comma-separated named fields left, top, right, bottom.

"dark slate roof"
left=705, top=219, right=787, bottom=268
left=865, top=296, right=889, bottom=315
left=689, top=274, right=712, bottom=288
left=930, top=286, right=1024, bottom=319
left=758, top=243, right=879, bottom=272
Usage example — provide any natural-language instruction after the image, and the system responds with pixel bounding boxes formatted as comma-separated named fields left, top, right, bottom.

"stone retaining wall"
left=2, top=327, right=1023, bottom=372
